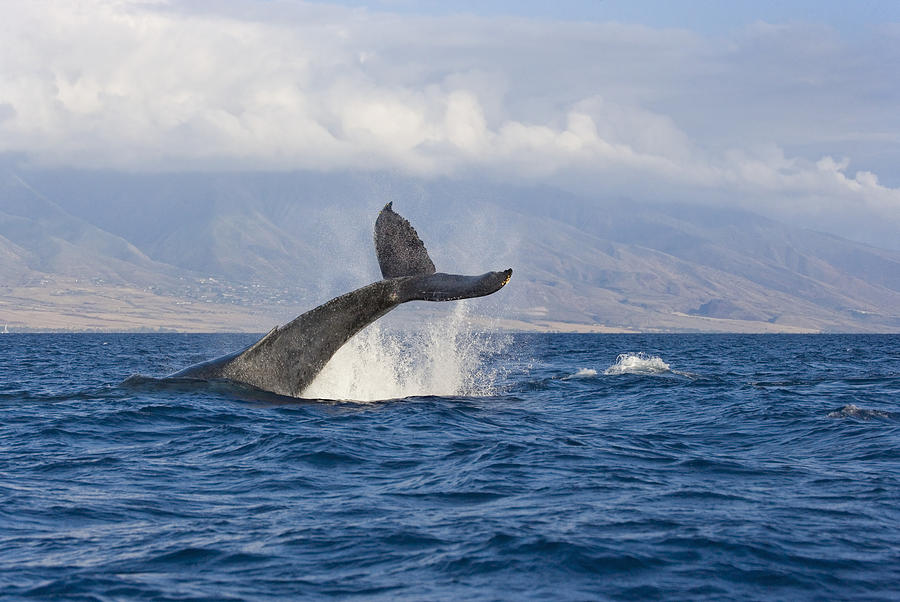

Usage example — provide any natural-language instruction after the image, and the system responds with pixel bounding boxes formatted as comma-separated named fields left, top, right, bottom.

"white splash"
left=603, top=352, right=671, bottom=376
left=301, top=304, right=509, bottom=402
left=563, top=368, right=598, bottom=380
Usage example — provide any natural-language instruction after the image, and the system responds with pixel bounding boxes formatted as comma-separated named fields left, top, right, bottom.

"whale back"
left=374, top=202, right=436, bottom=278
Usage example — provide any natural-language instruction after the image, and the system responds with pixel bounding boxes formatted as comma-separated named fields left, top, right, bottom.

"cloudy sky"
left=2, top=0, right=899, bottom=247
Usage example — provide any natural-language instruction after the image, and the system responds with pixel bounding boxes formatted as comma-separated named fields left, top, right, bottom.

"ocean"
left=1, top=325, right=899, bottom=600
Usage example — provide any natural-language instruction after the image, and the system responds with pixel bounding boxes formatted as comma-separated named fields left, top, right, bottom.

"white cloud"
left=1, top=0, right=899, bottom=245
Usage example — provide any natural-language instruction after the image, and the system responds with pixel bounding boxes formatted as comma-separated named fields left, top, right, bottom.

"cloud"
left=1, top=0, right=899, bottom=246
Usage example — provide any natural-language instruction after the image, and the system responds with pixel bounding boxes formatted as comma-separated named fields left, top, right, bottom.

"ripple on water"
left=1, top=333, right=899, bottom=600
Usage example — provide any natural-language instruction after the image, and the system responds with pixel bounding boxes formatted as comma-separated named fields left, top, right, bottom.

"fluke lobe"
left=170, top=203, right=512, bottom=398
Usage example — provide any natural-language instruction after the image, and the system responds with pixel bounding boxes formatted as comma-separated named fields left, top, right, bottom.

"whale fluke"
left=374, top=202, right=436, bottom=278
left=169, top=204, right=512, bottom=398
left=401, top=270, right=513, bottom=302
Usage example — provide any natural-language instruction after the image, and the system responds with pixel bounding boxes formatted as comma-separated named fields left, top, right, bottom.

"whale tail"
left=375, top=202, right=437, bottom=278
left=399, top=270, right=513, bottom=302
left=375, top=202, right=511, bottom=302
left=170, top=202, right=512, bottom=397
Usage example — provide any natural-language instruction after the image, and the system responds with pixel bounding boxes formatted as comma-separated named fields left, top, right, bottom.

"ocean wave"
left=4, top=333, right=900, bottom=601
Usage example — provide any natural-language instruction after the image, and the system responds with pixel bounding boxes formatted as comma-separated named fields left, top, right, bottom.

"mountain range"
left=1, top=167, right=899, bottom=332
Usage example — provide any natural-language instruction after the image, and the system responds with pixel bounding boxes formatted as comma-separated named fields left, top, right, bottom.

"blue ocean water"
left=1, top=332, right=899, bottom=600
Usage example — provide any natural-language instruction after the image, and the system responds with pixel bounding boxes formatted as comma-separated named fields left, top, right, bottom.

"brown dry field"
left=1, top=280, right=820, bottom=334
left=0, top=281, right=276, bottom=332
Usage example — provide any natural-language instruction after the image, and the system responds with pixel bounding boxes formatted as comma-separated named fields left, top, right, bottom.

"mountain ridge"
left=1, top=169, right=898, bottom=332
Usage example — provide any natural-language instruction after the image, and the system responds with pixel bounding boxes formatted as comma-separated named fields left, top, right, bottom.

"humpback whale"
left=170, top=203, right=512, bottom=398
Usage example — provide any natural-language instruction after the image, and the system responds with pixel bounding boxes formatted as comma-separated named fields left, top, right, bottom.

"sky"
left=325, top=0, right=900, bottom=34
left=2, top=0, right=899, bottom=247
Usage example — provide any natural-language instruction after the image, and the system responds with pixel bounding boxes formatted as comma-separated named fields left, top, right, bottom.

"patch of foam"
left=301, top=304, right=509, bottom=402
left=563, top=368, right=598, bottom=380
left=604, top=352, right=671, bottom=376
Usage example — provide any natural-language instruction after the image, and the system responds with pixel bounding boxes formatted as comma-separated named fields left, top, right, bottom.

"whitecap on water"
left=300, top=304, right=509, bottom=402
left=604, top=352, right=672, bottom=376
left=562, top=368, right=598, bottom=380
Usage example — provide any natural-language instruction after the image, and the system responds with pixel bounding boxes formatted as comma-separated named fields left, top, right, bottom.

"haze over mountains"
left=1, top=167, right=898, bottom=333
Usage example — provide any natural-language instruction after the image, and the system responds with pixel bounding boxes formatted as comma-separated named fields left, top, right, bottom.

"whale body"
left=170, top=203, right=512, bottom=398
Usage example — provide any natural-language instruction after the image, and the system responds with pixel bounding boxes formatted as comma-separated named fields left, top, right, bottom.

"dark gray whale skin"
left=169, top=204, right=512, bottom=398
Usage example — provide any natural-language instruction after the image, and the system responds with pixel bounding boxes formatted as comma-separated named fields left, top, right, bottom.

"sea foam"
left=563, top=368, right=598, bottom=380
left=604, top=352, right=671, bottom=376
